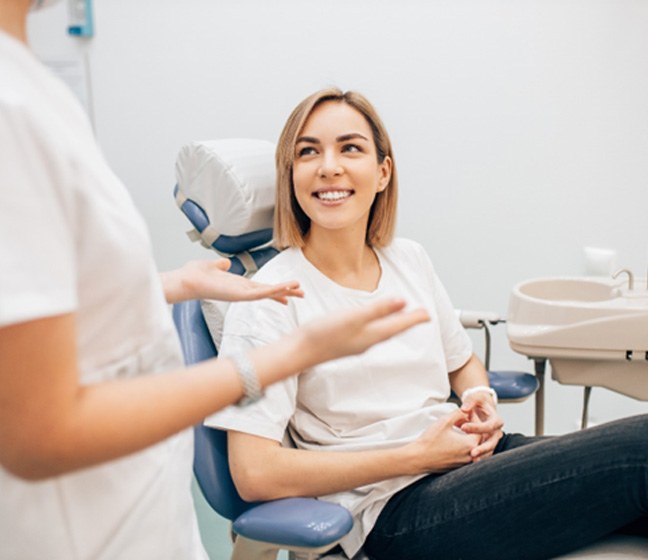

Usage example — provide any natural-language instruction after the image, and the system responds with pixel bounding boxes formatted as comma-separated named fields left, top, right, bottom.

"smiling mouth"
left=314, top=190, right=354, bottom=201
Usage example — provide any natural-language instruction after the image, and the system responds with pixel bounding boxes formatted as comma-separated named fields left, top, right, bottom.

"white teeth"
left=317, top=190, right=351, bottom=201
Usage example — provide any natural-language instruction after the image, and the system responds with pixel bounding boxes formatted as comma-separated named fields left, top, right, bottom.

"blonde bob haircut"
left=274, top=88, right=398, bottom=249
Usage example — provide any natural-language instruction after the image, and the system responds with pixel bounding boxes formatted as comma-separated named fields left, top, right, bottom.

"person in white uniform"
left=207, top=88, right=648, bottom=560
left=0, top=4, right=429, bottom=559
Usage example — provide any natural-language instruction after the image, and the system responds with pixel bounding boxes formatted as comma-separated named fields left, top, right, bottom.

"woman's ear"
left=377, top=156, right=392, bottom=192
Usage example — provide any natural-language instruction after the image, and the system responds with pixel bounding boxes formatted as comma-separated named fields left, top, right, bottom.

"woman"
left=0, top=3, right=429, bottom=558
left=207, top=88, right=648, bottom=560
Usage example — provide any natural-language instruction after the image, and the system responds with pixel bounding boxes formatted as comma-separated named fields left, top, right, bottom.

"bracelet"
left=231, top=352, right=264, bottom=406
left=460, top=385, right=498, bottom=405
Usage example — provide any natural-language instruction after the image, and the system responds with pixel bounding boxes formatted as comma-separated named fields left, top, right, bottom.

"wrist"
left=253, top=330, right=313, bottom=387
left=461, top=385, right=498, bottom=406
left=160, top=267, right=194, bottom=304
left=398, top=440, right=428, bottom=476
left=230, top=353, right=264, bottom=406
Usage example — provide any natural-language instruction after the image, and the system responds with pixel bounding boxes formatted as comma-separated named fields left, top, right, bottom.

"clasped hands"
left=408, top=395, right=504, bottom=475
left=458, top=392, right=504, bottom=462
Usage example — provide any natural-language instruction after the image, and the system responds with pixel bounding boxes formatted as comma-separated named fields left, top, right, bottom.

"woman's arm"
left=160, top=258, right=304, bottom=305
left=0, top=299, right=428, bottom=480
left=448, top=353, right=491, bottom=399
left=228, top=408, right=481, bottom=502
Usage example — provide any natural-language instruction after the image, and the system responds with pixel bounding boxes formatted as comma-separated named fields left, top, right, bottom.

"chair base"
left=232, top=534, right=340, bottom=560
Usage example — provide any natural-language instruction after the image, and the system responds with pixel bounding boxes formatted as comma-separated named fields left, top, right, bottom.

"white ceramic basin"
left=507, top=277, right=648, bottom=399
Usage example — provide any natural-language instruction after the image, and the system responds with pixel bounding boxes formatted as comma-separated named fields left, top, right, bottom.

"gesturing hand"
left=300, top=298, right=430, bottom=365
left=162, top=258, right=304, bottom=304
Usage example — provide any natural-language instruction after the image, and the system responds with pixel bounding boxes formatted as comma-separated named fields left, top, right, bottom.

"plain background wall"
left=27, top=0, right=648, bottom=443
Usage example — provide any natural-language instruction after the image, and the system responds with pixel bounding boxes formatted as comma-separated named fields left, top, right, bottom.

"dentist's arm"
left=0, top=299, right=427, bottom=481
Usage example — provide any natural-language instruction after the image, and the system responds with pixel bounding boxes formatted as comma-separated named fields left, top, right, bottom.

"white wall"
left=27, top=0, right=648, bottom=435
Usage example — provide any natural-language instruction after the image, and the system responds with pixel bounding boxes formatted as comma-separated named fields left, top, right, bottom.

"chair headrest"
left=174, top=138, right=276, bottom=256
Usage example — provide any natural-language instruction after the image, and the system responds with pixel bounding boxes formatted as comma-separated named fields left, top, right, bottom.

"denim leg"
left=364, top=414, right=648, bottom=560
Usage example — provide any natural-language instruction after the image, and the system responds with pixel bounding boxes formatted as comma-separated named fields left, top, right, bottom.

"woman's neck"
left=0, top=0, right=30, bottom=43
left=302, top=227, right=382, bottom=292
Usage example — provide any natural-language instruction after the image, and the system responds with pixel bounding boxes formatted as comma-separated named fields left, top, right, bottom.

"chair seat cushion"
left=488, top=370, right=539, bottom=401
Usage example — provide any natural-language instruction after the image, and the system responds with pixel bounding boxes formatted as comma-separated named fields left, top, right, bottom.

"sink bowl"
left=517, top=278, right=619, bottom=302
left=507, top=276, right=648, bottom=400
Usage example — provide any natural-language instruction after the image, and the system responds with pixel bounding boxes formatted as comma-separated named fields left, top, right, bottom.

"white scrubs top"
left=0, top=32, right=207, bottom=560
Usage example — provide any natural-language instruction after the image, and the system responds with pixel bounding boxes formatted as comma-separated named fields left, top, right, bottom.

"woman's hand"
left=161, top=258, right=304, bottom=304
left=403, top=409, right=481, bottom=475
left=459, top=393, right=504, bottom=462
left=297, top=298, right=430, bottom=365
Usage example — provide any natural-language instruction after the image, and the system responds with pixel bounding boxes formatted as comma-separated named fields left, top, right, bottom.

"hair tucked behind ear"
left=274, top=88, right=398, bottom=249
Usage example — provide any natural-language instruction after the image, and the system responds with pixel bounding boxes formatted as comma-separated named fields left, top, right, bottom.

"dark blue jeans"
left=364, top=414, right=648, bottom=560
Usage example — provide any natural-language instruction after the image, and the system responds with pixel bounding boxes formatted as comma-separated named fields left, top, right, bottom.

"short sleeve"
left=203, top=297, right=299, bottom=442
left=412, top=241, right=473, bottom=372
left=0, top=99, right=77, bottom=327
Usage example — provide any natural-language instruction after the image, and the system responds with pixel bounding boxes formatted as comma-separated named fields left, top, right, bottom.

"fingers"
left=250, top=281, right=304, bottom=304
left=214, top=258, right=232, bottom=271
left=357, top=298, right=408, bottom=321
left=470, top=430, right=503, bottom=461
left=459, top=399, right=503, bottom=435
left=373, top=308, right=430, bottom=340
left=443, top=408, right=470, bottom=429
left=269, top=284, right=305, bottom=305
left=359, top=300, right=430, bottom=342
left=460, top=411, right=504, bottom=435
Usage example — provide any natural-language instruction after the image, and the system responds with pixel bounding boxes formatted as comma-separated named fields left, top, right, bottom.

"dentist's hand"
left=459, top=393, right=503, bottom=462
left=297, top=298, right=430, bottom=365
left=161, top=258, right=304, bottom=304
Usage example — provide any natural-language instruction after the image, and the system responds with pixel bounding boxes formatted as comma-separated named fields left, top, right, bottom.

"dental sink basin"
left=518, top=278, right=619, bottom=302
left=507, top=277, right=648, bottom=400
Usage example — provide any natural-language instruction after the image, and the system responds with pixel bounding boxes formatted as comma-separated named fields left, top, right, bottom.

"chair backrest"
left=172, top=299, right=260, bottom=521
left=173, top=139, right=287, bottom=521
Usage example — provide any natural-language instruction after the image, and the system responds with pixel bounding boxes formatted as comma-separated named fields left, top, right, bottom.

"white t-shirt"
left=0, top=32, right=206, bottom=560
left=206, top=239, right=472, bottom=557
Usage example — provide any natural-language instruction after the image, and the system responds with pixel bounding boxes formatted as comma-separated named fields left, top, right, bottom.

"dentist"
left=0, top=2, right=430, bottom=558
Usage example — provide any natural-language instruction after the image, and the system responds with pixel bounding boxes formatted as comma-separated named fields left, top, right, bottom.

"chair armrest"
left=232, top=497, right=353, bottom=550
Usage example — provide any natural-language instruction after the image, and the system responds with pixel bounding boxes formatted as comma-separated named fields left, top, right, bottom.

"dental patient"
left=206, top=88, right=648, bottom=560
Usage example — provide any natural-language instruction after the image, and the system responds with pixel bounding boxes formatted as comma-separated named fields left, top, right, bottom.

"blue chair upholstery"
left=488, top=370, right=538, bottom=401
left=172, top=299, right=353, bottom=559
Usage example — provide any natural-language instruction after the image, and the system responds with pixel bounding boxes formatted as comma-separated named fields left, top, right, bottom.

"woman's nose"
left=318, top=151, right=343, bottom=178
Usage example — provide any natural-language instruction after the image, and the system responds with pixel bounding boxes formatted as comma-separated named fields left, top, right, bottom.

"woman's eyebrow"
left=336, top=133, right=369, bottom=143
left=296, top=133, right=369, bottom=145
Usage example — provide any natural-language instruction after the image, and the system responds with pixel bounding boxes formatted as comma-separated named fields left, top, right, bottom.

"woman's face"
left=292, top=101, right=391, bottom=240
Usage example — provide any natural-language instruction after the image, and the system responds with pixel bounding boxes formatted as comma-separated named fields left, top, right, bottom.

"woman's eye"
left=342, top=144, right=361, bottom=153
left=297, top=146, right=317, bottom=157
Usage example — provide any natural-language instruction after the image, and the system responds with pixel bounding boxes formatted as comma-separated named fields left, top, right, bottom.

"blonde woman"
left=208, top=88, right=648, bottom=560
